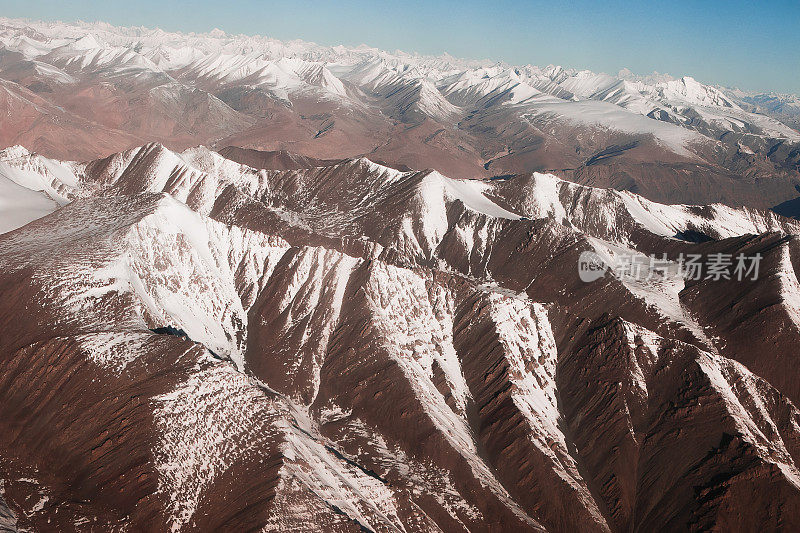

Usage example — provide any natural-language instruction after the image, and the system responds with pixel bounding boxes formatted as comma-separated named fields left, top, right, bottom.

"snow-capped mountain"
left=2, top=15, right=800, bottom=533
left=2, top=142, right=800, bottom=531
left=0, top=17, right=799, bottom=211
left=727, top=90, right=800, bottom=131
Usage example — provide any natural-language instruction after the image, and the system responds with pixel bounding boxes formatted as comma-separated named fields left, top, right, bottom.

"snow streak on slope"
left=153, top=358, right=276, bottom=531
left=488, top=297, right=567, bottom=453
left=696, top=353, right=800, bottom=486
left=258, top=246, right=359, bottom=404
left=0, top=480, right=17, bottom=532
left=76, top=331, right=169, bottom=374
left=588, top=237, right=712, bottom=346
left=279, top=417, right=408, bottom=533
left=0, top=192, right=291, bottom=369
left=486, top=294, right=605, bottom=519
left=398, top=171, right=520, bottom=262
left=437, top=172, right=521, bottom=220
left=367, top=263, right=470, bottom=414
left=363, top=263, right=541, bottom=527
left=317, top=413, right=485, bottom=527
left=0, top=145, right=79, bottom=201
left=615, top=190, right=795, bottom=240
left=776, top=245, right=800, bottom=330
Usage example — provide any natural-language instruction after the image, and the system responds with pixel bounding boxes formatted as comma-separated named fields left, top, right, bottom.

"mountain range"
left=1, top=17, right=799, bottom=210
left=1, top=16, right=800, bottom=532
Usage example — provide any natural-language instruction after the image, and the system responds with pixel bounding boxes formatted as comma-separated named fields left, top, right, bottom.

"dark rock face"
left=2, top=141, right=800, bottom=531
left=218, top=146, right=342, bottom=171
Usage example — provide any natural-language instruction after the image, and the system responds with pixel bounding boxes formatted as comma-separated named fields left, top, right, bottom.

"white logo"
left=578, top=251, right=606, bottom=282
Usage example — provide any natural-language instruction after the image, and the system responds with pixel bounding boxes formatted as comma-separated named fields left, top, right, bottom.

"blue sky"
left=1, top=0, right=798, bottom=94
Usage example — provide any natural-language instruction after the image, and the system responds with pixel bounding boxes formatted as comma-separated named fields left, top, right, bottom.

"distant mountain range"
left=0, top=17, right=798, bottom=211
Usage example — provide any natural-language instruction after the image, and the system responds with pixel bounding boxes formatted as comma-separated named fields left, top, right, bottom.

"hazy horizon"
left=1, top=0, right=798, bottom=95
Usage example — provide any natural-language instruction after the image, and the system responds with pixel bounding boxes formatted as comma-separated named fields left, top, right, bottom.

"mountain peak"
left=69, top=33, right=102, bottom=50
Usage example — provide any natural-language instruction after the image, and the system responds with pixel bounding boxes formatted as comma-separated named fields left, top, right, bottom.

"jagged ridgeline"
left=1, top=142, right=800, bottom=530
left=0, top=17, right=798, bottom=211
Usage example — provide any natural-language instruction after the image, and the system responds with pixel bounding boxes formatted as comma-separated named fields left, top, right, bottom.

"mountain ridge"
left=2, top=140, right=800, bottom=530
left=1, top=17, right=799, bottom=212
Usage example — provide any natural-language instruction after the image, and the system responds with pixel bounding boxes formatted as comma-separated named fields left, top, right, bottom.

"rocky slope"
left=1, top=144, right=800, bottom=531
